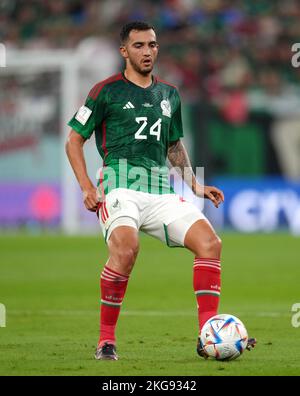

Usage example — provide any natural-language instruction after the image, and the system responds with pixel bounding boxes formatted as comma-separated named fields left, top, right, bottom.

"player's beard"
left=129, top=57, right=154, bottom=76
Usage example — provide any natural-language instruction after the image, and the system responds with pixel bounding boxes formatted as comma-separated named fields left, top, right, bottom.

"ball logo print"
left=0, top=304, right=6, bottom=327
left=0, top=43, right=6, bottom=67
left=200, top=314, right=248, bottom=360
left=291, top=303, right=300, bottom=328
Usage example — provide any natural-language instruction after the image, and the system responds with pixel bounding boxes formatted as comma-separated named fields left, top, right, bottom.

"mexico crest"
left=160, top=99, right=171, bottom=118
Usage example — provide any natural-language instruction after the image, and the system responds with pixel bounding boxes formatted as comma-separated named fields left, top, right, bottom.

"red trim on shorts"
left=101, top=208, right=106, bottom=223
left=96, top=201, right=102, bottom=219
left=97, top=168, right=109, bottom=223
left=103, top=202, right=109, bottom=221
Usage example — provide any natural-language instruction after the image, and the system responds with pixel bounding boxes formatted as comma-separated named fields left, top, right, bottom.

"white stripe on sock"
left=104, top=266, right=128, bottom=279
left=194, top=264, right=221, bottom=270
left=194, top=261, right=221, bottom=266
left=195, top=289, right=220, bottom=295
left=101, top=299, right=122, bottom=306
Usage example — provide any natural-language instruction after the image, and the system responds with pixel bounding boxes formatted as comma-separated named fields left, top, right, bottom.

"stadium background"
left=1, top=0, right=300, bottom=376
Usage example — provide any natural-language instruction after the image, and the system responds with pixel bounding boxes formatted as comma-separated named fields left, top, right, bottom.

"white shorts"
left=98, top=188, right=205, bottom=247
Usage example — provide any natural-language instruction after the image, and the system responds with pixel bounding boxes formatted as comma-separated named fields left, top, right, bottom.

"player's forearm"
left=167, top=139, right=198, bottom=193
left=65, top=132, right=94, bottom=191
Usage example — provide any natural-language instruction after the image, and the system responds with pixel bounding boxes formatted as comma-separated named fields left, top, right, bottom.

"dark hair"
left=120, top=21, right=155, bottom=44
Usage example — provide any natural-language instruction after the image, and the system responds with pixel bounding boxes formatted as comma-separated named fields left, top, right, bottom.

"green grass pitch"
left=0, top=233, right=300, bottom=376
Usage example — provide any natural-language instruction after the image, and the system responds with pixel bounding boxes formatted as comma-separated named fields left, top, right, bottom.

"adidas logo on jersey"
left=123, top=101, right=135, bottom=109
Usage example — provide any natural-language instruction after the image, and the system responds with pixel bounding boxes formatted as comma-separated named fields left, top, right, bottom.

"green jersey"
left=68, top=72, right=184, bottom=194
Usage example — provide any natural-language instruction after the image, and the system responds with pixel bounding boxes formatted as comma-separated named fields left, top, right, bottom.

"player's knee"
left=212, top=235, right=222, bottom=256
left=197, top=234, right=222, bottom=258
left=208, top=234, right=222, bottom=257
left=115, top=243, right=139, bottom=273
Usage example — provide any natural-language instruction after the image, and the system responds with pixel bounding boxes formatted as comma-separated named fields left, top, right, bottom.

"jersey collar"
left=122, top=72, right=157, bottom=90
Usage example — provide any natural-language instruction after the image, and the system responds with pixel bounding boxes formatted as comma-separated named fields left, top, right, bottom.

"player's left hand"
left=204, top=186, right=224, bottom=208
left=195, top=185, right=224, bottom=208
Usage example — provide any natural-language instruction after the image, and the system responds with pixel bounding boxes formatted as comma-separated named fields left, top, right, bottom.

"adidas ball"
left=200, top=314, right=248, bottom=361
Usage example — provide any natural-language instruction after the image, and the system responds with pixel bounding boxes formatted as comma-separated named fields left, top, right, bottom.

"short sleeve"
left=169, top=90, right=184, bottom=142
left=68, top=86, right=107, bottom=139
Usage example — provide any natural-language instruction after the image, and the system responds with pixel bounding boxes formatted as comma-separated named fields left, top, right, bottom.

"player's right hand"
left=83, top=187, right=99, bottom=212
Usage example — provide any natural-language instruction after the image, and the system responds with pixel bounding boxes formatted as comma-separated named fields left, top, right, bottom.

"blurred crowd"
left=2, top=0, right=300, bottom=91
left=1, top=0, right=300, bottom=178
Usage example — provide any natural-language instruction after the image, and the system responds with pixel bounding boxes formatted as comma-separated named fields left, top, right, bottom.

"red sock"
left=193, top=257, right=221, bottom=333
left=98, top=265, right=129, bottom=347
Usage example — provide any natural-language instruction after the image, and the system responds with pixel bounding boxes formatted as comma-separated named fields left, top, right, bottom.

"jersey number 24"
left=134, top=117, right=162, bottom=141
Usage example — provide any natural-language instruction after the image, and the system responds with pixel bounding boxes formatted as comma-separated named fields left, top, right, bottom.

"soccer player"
left=66, top=21, right=256, bottom=360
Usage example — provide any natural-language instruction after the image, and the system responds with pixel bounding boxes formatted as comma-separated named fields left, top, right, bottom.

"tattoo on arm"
left=167, top=140, right=196, bottom=192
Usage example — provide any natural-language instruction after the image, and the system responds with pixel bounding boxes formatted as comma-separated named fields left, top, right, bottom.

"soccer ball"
left=200, top=314, right=248, bottom=361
